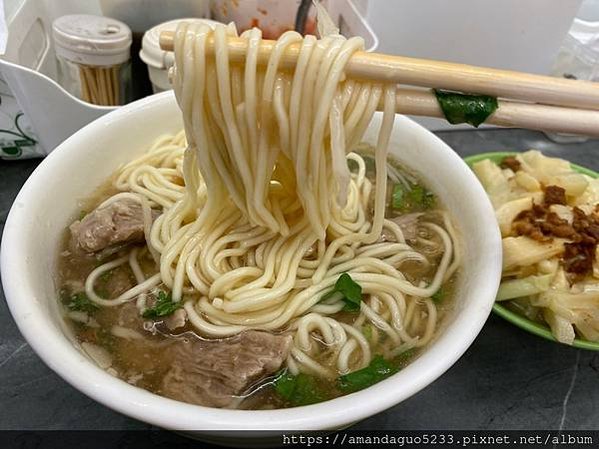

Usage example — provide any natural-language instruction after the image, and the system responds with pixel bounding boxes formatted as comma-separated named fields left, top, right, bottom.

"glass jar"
left=53, top=14, right=132, bottom=106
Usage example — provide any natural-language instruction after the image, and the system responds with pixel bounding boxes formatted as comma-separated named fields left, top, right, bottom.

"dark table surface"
left=1, top=128, right=598, bottom=431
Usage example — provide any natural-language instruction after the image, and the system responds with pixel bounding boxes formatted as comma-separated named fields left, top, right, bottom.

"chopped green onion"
left=431, top=288, right=445, bottom=303
left=338, top=355, right=396, bottom=393
left=392, top=182, right=435, bottom=212
left=274, top=372, right=327, bottom=406
left=64, top=292, right=98, bottom=314
left=392, top=184, right=405, bottom=210
left=142, top=291, right=181, bottom=319
left=338, top=350, right=418, bottom=394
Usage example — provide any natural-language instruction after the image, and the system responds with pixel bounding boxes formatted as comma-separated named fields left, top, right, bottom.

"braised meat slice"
left=393, top=213, right=423, bottom=242
left=161, top=331, right=292, bottom=408
left=70, top=199, right=150, bottom=253
left=382, top=213, right=423, bottom=243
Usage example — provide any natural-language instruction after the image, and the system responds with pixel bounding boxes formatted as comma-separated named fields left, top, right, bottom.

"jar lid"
left=53, top=14, right=132, bottom=66
left=140, top=18, right=219, bottom=70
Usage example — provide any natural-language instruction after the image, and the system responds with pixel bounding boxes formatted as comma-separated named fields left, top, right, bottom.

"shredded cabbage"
left=496, top=274, right=553, bottom=301
left=548, top=204, right=573, bottom=224
left=473, top=150, right=599, bottom=344
left=495, top=197, right=533, bottom=236
left=543, top=309, right=575, bottom=345
left=518, top=150, right=571, bottom=182
left=472, top=159, right=512, bottom=208
left=552, top=173, right=588, bottom=197
left=514, top=170, right=541, bottom=192
left=502, top=236, right=565, bottom=271
left=575, top=177, right=599, bottom=206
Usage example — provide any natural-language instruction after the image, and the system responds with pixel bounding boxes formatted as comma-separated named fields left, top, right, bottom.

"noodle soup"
left=56, top=18, right=462, bottom=410
left=58, top=145, right=459, bottom=409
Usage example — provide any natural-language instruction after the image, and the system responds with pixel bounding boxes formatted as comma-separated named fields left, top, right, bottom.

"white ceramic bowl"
left=1, top=91, right=502, bottom=433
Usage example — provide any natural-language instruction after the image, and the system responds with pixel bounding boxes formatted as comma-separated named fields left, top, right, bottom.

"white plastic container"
left=211, top=0, right=316, bottom=39
left=140, top=18, right=219, bottom=93
left=0, top=0, right=210, bottom=159
left=211, top=0, right=378, bottom=51
left=53, top=15, right=132, bottom=106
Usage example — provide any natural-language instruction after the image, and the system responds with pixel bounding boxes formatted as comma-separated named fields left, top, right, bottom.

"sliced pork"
left=161, top=331, right=292, bottom=408
left=70, top=199, right=149, bottom=253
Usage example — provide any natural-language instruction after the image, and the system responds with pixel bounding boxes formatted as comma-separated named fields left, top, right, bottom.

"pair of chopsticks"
left=159, top=32, right=599, bottom=137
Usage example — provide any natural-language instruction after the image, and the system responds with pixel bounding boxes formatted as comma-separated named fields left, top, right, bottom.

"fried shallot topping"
left=500, top=156, right=521, bottom=172
left=511, top=185, right=599, bottom=277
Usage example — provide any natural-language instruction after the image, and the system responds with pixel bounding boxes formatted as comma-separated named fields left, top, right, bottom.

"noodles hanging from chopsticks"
left=81, top=18, right=459, bottom=378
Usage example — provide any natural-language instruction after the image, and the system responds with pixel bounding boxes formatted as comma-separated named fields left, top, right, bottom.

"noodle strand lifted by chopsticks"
left=82, top=20, right=459, bottom=378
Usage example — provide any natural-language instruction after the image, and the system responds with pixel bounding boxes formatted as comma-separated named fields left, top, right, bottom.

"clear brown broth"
left=57, top=155, right=459, bottom=409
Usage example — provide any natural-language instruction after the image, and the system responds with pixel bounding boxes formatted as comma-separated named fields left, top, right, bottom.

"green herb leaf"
left=434, top=89, right=498, bottom=127
left=431, top=288, right=445, bottom=303
left=392, top=184, right=405, bottom=209
left=392, top=182, right=435, bottom=212
left=274, top=372, right=327, bottom=406
left=337, top=351, right=417, bottom=393
left=273, top=372, right=296, bottom=400
left=142, top=291, right=181, bottom=319
left=338, top=272, right=362, bottom=312
left=322, top=273, right=363, bottom=312
left=411, top=185, right=436, bottom=209
left=65, top=292, right=98, bottom=313
left=338, top=355, right=397, bottom=393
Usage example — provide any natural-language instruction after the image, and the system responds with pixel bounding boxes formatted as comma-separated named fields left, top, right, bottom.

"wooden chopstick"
left=159, top=31, right=599, bottom=111
left=395, top=88, right=599, bottom=137
left=159, top=31, right=599, bottom=136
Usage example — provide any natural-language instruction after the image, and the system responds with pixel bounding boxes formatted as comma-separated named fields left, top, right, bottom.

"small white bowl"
left=1, top=91, right=501, bottom=435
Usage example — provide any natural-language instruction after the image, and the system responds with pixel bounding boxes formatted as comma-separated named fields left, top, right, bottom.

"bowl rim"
left=464, top=151, right=599, bottom=352
left=1, top=91, right=502, bottom=431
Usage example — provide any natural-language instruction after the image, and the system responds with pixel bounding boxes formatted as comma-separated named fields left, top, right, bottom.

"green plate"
left=464, top=151, right=599, bottom=351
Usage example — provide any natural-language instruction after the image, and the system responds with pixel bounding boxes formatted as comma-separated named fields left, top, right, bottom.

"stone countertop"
left=0, top=128, right=598, bottom=430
